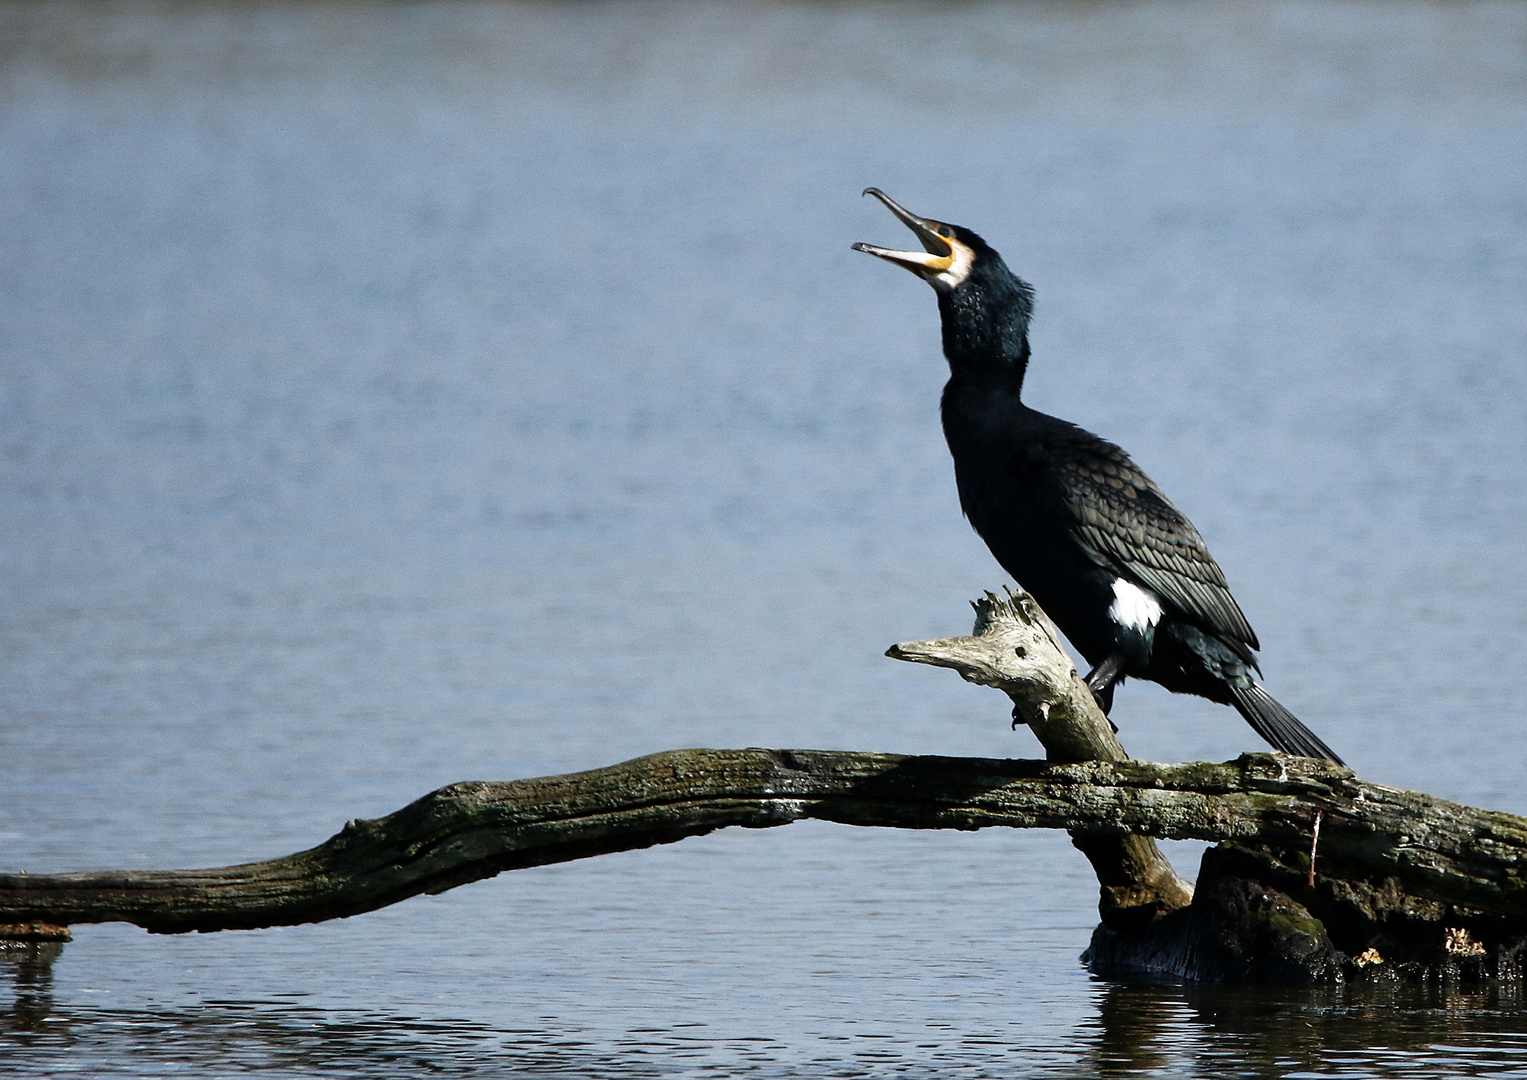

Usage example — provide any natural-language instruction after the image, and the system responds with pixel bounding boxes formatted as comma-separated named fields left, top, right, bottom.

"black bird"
left=854, top=188, right=1342, bottom=764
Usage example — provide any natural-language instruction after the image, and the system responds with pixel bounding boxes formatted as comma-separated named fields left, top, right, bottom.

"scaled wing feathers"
left=1015, top=432, right=1261, bottom=659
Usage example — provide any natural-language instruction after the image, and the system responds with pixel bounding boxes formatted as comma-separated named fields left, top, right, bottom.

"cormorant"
left=854, top=188, right=1342, bottom=764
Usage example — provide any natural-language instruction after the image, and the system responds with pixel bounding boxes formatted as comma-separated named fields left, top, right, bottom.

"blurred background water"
left=2, top=1, right=1526, bottom=1075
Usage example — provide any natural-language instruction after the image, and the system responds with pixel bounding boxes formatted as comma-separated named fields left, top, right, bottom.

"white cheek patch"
left=931, top=238, right=976, bottom=289
left=1109, top=579, right=1163, bottom=633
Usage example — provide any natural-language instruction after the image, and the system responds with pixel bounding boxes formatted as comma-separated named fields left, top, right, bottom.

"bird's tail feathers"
left=1229, top=682, right=1344, bottom=765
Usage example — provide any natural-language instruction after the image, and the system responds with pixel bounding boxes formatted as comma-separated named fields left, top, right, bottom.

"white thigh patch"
left=1109, top=579, right=1163, bottom=633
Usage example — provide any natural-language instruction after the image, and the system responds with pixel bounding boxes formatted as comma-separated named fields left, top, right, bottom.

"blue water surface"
left=3, top=2, right=1527, bottom=1075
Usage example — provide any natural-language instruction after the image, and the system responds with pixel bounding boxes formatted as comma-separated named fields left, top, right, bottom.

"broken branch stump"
left=888, top=589, right=1193, bottom=929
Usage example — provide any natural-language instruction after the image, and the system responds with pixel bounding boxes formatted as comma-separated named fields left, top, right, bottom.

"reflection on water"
left=7, top=946, right=1527, bottom=1078
left=1087, top=983, right=1527, bottom=1080
left=4, top=0, right=1527, bottom=1076
left=0, top=944, right=60, bottom=1036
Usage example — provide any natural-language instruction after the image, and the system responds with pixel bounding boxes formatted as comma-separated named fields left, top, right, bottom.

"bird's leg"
left=1083, top=652, right=1126, bottom=705
left=1083, top=653, right=1127, bottom=729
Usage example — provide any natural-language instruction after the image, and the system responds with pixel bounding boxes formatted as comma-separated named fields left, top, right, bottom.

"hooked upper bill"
left=853, top=187, right=974, bottom=288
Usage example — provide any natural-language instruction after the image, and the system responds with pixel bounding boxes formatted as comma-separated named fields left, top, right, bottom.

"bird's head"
left=851, top=188, right=992, bottom=292
left=853, top=188, right=1035, bottom=378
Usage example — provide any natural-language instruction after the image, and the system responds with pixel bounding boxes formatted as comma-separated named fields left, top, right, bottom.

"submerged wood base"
left=0, top=922, right=70, bottom=943
left=1083, top=841, right=1527, bottom=984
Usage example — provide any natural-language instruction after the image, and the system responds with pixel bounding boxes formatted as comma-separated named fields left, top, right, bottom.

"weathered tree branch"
left=2, top=748, right=1523, bottom=939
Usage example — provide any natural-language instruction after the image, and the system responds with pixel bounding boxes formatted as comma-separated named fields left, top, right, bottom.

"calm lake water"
left=3, top=1, right=1527, bottom=1075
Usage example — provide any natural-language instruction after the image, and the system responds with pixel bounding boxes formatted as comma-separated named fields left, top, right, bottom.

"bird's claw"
left=1088, top=686, right=1118, bottom=732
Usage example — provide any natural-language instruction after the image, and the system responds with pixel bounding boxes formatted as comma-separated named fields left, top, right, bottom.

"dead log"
left=0, top=747, right=1274, bottom=936
left=3, top=591, right=1523, bottom=983
left=0, top=749, right=1523, bottom=955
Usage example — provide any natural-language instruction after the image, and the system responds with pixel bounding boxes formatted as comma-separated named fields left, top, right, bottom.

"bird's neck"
left=936, top=278, right=1032, bottom=393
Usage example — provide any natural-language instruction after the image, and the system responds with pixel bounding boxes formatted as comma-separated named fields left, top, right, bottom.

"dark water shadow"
left=8, top=945, right=1527, bottom=1077
left=0, top=942, right=62, bottom=1036
left=1088, top=979, right=1527, bottom=1078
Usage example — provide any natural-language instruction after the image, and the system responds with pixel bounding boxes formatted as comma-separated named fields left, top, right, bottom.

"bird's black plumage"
left=854, top=188, right=1342, bottom=764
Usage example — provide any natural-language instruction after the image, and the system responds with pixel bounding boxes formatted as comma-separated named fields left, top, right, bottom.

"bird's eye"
left=938, top=227, right=952, bottom=238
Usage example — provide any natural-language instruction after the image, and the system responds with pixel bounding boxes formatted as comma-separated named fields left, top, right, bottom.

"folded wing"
left=1013, top=430, right=1260, bottom=664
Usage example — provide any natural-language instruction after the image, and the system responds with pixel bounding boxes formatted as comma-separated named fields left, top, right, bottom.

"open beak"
left=852, top=188, right=957, bottom=277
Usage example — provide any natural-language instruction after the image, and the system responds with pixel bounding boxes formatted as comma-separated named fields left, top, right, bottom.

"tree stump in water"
left=889, top=591, right=1527, bottom=983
